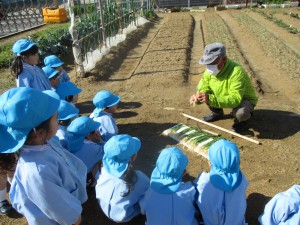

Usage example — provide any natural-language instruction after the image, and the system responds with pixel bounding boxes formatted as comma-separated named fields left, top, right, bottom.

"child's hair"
left=121, top=163, right=137, bottom=197
left=59, top=119, right=72, bottom=127
left=0, top=153, right=17, bottom=172
left=25, top=116, right=52, bottom=145
left=11, top=45, right=39, bottom=78
left=65, top=95, right=74, bottom=102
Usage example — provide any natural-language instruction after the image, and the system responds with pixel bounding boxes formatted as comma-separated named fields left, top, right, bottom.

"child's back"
left=194, top=139, right=248, bottom=225
left=140, top=147, right=199, bottom=225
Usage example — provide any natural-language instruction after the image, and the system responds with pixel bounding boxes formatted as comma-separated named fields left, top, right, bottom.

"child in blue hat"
left=55, top=100, right=79, bottom=149
left=95, top=134, right=150, bottom=222
left=259, top=184, right=300, bottom=225
left=11, top=39, right=52, bottom=91
left=194, top=139, right=248, bottom=225
left=90, top=90, right=121, bottom=141
left=42, top=66, right=60, bottom=89
left=67, top=116, right=104, bottom=187
left=139, top=147, right=199, bottom=225
left=0, top=87, right=87, bottom=225
left=44, top=55, right=71, bottom=83
left=55, top=81, right=82, bottom=104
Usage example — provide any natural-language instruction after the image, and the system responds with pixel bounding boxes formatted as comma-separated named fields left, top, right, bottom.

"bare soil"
left=1, top=8, right=300, bottom=225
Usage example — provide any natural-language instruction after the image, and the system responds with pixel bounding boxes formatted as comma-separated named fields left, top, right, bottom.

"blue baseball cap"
left=44, top=55, right=64, bottom=68
left=103, top=134, right=141, bottom=178
left=0, top=87, right=60, bottom=153
left=208, top=139, right=242, bottom=192
left=42, top=66, right=59, bottom=79
left=151, top=147, right=188, bottom=194
left=92, top=90, right=120, bottom=116
left=67, top=116, right=100, bottom=136
left=55, top=81, right=82, bottom=100
left=199, top=43, right=226, bottom=65
left=12, top=39, right=37, bottom=55
left=57, top=100, right=79, bottom=121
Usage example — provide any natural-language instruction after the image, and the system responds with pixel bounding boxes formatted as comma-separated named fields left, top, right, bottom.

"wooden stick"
left=182, top=113, right=261, bottom=145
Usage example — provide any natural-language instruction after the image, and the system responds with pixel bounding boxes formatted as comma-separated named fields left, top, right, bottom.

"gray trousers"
left=232, top=99, right=255, bottom=122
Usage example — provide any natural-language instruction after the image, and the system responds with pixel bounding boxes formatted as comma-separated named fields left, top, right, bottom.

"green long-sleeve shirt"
left=197, top=59, right=258, bottom=108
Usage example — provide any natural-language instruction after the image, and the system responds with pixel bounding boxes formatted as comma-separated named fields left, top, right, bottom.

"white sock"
left=0, top=187, right=7, bottom=202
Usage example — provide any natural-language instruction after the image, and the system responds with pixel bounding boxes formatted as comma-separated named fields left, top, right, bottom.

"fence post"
left=98, top=0, right=107, bottom=48
left=116, top=0, right=123, bottom=34
left=67, top=0, right=85, bottom=77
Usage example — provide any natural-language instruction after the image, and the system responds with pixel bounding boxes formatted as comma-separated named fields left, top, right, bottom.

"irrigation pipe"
left=182, top=113, right=261, bottom=145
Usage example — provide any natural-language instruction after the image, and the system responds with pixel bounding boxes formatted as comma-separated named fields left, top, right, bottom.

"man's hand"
left=197, top=92, right=209, bottom=103
left=190, top=94, right=199, bottom=106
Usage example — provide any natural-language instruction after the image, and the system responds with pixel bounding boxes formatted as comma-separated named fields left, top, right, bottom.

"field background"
left=1, top=8, right=300, bottom=225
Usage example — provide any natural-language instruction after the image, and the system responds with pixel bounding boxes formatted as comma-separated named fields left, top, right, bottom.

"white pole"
left=182, top=113, right=261, bottom=145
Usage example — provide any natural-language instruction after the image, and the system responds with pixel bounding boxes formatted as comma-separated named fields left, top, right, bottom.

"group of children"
left=0, top=38, right=298, bottom=225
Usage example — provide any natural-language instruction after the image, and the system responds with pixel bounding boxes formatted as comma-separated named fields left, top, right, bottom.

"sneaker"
left=231, top=121, right=247, bottom=133
left=203, top=112, right=224, bottom=122
left=0, top=200, right=12, bottom=215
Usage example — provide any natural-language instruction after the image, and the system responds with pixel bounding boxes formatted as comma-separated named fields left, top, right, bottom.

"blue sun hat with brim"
left=0, top=87, right=60, bottom=153
left=42, top=66, right=59, bottom=79
left=208, top=139, right=242, bottom=192
left=92, top=90, right=120, bottom=117
left=55, top=81, right=82, bottom=100
left=103, top=134, right=141, bottom=178
left=44, top=55, right=64, bottom=68
left=67, top=116, right=101, bottom=153
left=58, top=100, right=79, bottom=121
left=151, top=147, right=188, bottom=194
left=12, top=39, right=37, bottom=55
left=199, top=42, right=226, bottom=65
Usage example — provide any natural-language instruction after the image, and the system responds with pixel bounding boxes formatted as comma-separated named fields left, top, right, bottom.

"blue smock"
left=9, top=139, right=87, bottom=225
left=16, top=62, right=52, bottom=91
left=95, top=167, right=149, bottom=222
left=139, top=182, right=199, bottom=225
left=195, top=172, right=248, bottom=225
left=90, top=111, right=118, bottom=141
left=259, top=184, right=300, bottom=225
left=55, top=124, right=69, bottom=149
left=59, top=70, right=71, bottom=83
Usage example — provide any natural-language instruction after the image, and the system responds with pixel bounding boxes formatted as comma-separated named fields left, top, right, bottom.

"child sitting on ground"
left=90, top=90, right=120, bottom=141
left=44, top=55, right=71, bottom=83
left=55, top=81, right=82, bottom=104
left=95, top=134, right=149, bottom=223
left=0, top=87, right=87, bottom=224
left=139, top=147, right=199, bottom=225
left=56, top=100, right=79, bottom=149
left=194, top=139, right=248, bottom=225
left=11, top=39, right=51, bottom=91
left=259, top=184, right=300, bottom=225
left=67, top=116, right=104, bottom=187
left=42, top=66, right=60, bottom=89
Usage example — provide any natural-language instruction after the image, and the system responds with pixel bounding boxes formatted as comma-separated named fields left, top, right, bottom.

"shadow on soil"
left=246, top=192, right=271, bottom=225
left=248, top=109, right=300, bottom=139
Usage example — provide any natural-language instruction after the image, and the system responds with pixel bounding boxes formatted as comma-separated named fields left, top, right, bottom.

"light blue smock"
left=55, top=124, right=69, bottom=149
left=95, top=167, right=150, bottom=222
left=90, top=111, right=118, bottom=142
left=16, top=62, right=52, bottom=91
left=9, top=138, right=87, bottom=225
left=258, top=184, right=300, bottom=225
left=59, top=70, right=71, bottom=83
left=195, top=172, right=248, bottom=225
left=139, top=182, right=199, bottom=225
left=71, top=139, right=104, bottom=173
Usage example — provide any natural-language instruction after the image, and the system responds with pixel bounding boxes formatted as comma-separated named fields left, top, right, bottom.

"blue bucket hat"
left=199, top=43, right=226, bottom=65
left=0, top=87, right=60, bottom=153
left=12, top=39, right=37, bottom=55
left=103, top=134, right=141, bottom=178
left=55, top=81, right=82, bottom=100
left=57, top=100, right=79, bottom=121
left=42, top=66, right=59, bottom=79
left=92, top=90, right=120, bottom=116
left=151, top=147, right=188, bottom=194
left=44, top=55, right=64, bottom=68
left=208, top=139, right=242, bottom=192
left=67, top=116, right=100, bottom=136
